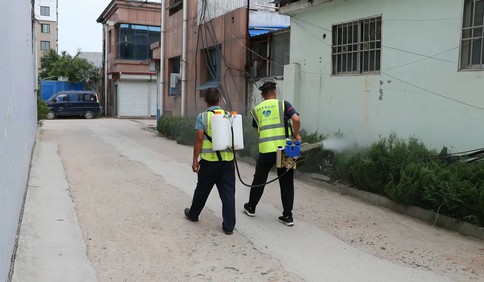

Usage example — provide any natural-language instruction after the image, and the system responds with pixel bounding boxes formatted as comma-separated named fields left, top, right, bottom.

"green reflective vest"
left=251, top=99, right=291, bottom=153
left=200, top=110, right=234, bottom=162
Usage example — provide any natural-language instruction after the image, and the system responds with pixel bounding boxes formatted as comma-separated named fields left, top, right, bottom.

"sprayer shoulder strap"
left=203, top=132, right=223, bottom=162
left=204, top=109, right=225, bottom=162
left=281, top=100, right=293, bottom=139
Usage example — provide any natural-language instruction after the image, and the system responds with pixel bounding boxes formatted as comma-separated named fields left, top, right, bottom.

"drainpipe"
left=181, top=0, right=188, bottom=117
left=103, top=23, right=108, bottom=115
left=245, top=0, right=250, bottom=116
left=159, top=0, right=165, bottom=119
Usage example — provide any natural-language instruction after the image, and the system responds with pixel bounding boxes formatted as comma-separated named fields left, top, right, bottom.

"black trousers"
left=188, top=159, right=236, bottom=231
left=248, top=153, right=294, bottom=217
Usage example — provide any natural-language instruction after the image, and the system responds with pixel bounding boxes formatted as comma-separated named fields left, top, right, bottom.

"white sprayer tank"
left=211, top=112, right=244, bottom=151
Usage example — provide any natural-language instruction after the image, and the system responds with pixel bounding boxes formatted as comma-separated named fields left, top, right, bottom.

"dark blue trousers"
left=188, top=159, right=236, bottom=232
left=248, top=153, right=294, bottom=217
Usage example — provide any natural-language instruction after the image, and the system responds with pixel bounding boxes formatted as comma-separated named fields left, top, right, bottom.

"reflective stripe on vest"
left=251, top=100, right=288, bottom=153
left=200, top=110, right=234, bottom=162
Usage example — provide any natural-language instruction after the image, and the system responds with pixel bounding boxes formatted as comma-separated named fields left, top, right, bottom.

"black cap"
left=258, top=81, right=277, bottom=92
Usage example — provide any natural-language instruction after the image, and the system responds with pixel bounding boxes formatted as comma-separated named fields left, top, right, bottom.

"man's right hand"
left=192, top=160, right=200, bottom=173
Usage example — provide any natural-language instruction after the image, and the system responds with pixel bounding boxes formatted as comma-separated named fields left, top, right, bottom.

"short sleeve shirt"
left=195, top=106, right=222, bottom=131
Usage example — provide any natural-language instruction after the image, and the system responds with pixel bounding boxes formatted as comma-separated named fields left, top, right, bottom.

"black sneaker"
left=222, top=227, right=233, bottom=235
left=278, top=215, right=294, bottom=226
left=243, top=203, right=255, bottom=217
left=184, top=208, right=198, bottom=222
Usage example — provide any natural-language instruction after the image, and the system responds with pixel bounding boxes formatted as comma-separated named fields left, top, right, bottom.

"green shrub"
left=37, top=93, right=50, bottom=121
left=421, top=162, right=484, bottom=225
left=330, top=132, right=484, bottom=226
left=157, top=116, right=195, bottom=146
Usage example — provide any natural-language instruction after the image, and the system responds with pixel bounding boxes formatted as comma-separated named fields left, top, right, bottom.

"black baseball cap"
left=258, top=81, right=277, bottom=92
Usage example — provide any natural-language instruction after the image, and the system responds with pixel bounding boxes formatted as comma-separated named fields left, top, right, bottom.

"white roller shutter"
left=117, top=80, right=157, bottom=117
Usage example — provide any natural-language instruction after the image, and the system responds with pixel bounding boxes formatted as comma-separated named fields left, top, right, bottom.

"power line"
left=278, top=19, right=484, bottom=112
left=223, top=23, right=324, bottom=76
left=382, top=45, right=457, bottom=64
left=384, top=17, right=460, bottom=22
left=292, top=16, right=463, bottom=67
left=383, top=38, right=481, bottom=71
left=291, top=20, right=332, bottom=48
left=381, top=71, right=484, bottom=112
left=211, top=8, right=483, bottom=114
left=292, top=16, right=332, bottom=32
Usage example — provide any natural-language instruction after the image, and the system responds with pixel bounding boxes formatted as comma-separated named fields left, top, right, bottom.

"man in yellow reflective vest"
left=244, top=79, right=302, bottom=226
left=184, top=87, right=236, bottom=235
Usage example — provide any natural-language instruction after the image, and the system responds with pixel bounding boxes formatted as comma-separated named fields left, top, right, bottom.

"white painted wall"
left=0, top=1, right=37, bottom=280
left=34, top=0, right=57, bottom=22
left=285, top=0, right=484, bottom=151
left=249, top=10, right=290, bottom=27
left=198, top=0, right=247, bottom=22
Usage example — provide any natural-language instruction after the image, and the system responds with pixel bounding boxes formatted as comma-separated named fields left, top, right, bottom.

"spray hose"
left=230, top=125, right=293, bottom=188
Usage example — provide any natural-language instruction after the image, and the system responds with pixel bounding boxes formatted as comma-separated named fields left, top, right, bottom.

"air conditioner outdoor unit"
left=169, top=73, right=181, bottom=96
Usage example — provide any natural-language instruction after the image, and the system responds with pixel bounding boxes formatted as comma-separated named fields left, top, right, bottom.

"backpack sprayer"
left=276, top=141, right=325, bottom=169
left=210, top=112, right=324, bottom=187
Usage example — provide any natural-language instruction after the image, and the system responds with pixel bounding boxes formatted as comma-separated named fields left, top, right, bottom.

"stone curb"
left=300, top=172, right=484, bottom=241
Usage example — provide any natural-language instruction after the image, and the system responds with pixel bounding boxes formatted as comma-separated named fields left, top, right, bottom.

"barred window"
left=460, top=0, right=484, bottom=70
left=332, top=16, right=382, bottom=75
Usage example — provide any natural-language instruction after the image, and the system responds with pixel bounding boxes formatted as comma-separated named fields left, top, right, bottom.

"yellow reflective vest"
left=251, top=99, right=291, bottom=153
left=200, top=109, right=234, bottom=162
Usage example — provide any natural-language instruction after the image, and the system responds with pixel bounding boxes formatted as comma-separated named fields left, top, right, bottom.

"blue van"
left=46, top=91, right=102, bottom=119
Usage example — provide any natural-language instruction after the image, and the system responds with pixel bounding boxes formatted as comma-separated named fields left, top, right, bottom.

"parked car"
left=46, top=90, right=102, bottom=119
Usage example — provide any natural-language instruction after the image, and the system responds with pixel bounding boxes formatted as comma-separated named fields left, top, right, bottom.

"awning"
left=249, top=26, right=289, bottom=37
left=196, top=81, right=220, bottom=90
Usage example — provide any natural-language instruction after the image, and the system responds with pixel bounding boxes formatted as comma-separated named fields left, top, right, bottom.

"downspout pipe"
left=181, top=0, right=188, bottom=117
left=245, top=0, right=250, bottom=116
left=159, top=0, right=165, bottom=119
left=103, top=23, right=108, bottom=115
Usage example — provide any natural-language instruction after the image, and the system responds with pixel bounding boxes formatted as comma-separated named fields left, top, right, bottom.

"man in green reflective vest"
left=244, top=78, right=302, bottom=226
left=184, top=87, right=236, bottom=235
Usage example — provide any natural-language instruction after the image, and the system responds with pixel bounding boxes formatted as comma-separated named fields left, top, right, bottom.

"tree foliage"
left=39, top=50, right=100, bottom=90
left=39, top=49, right=60, bottom=78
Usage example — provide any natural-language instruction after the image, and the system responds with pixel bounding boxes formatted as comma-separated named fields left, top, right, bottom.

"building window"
left=118, top=24, right=161, bottom=60
left=108, top=30, right=112, bottom=54
left=40, top=41, right=50, bottom=50
left=332, top=16, right=382, bottom=75
left=168, top=0, right=183, bottom=15
left=41, top=24, right=50, bottom=33
left=203, top=46, right=221, bottom=82
left=460, top=0, right=484, bottom=70
left=249, top=39, right=269, bottom=78
left=270, top=31, right=290, bottom=76
left=249, top=32, right=290, bottom=78
left=40, top=6, right=50, bottom=16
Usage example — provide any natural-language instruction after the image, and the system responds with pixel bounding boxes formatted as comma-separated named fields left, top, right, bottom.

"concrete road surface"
left=12, top=118, right=484, bottom=282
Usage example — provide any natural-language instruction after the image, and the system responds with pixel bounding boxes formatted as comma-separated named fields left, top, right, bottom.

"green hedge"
left=157, top=116, right=484, bottom=226
left=326, top=133, right=484, bottom=226
left=157, top=116, right=195, bottom=146
left=37, top=93, right=50, bottom=121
